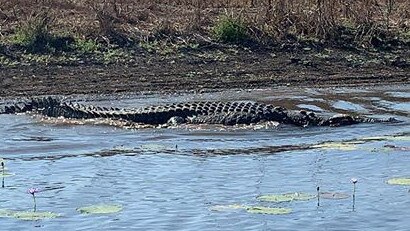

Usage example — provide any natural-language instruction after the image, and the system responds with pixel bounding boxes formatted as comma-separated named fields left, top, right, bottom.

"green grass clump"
left=13, top=12, right=54, bottom=52
left=212, top=15, right=248, bottom=44
left=75, top=39, right=101, bottom=53
left=12, top=11, right=75, bottom=53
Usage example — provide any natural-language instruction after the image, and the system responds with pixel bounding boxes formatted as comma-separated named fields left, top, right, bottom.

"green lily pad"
left=0, top=172, right=14, bottom=178
left=312, top=141, right=360, bottom=151
left=209, top=204, right=291, bottom=215
left=77, top=204, right=123, bottom=214
left=319, top=192, right=350, bottom=199
left=245, top=206, right=291, bottom=215
left=12, top=211, right=59, bottom=220
left=0, top=210, right=59, bottom=220
left=386, top=178, right=410, bottom=186
left=0, top=209, right=12, bottom=218
left=140, top=144, right=169, bottom=152
left=257, top=192, right=316, bottom=203
left=209, top=204, right=245, bottom=211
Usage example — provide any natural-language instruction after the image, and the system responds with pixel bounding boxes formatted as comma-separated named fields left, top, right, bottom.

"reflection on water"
left=0, top=85, right=409, bottom=230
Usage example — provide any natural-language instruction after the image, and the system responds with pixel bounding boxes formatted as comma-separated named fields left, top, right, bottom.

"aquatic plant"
left=1, top=159, right=15, bottom=188
left=27, top=188, right=40, bottom=212
left=209, top=204, right=245, bottom=211
left=312, top=141, right=360, bottom=150
left=245, top=206, right=291, bottom=215
left=0, top=188, right=58, bottom=221
left=351, top=178, right=358, bottom=210
left=209, top=204, right=291, bottom=215
left=0, top=209, right=59, bottom=221
left=77, top=204, right=123, bottom=214
left=1, top=158, right=4, bottom=188
left=386, top=178, right=410, bottom=186
left=11, top=211, right=58, bottom=221
left=257, top=192, right=315, bottom=203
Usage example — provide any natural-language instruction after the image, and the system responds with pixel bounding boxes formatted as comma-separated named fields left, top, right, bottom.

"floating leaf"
left=209, top=204, right=291, bottom=215
left=312, top=141, right=360, bottom=151
left=209, top=204, right=245, bottom=211
left=386, top=178, right=410, bottom=186
left=359, top=136, right=387, bottom=141
left=140, top=144, right=169, bottom=152
left=246, top=206, right=291, bottom=215
left=319, top=192, right=350, bottom=199
left=0, top=210, right=59, bottom=220
left=0, top=172, right=14, bottom=178
left=77, top=204, right=123, bottom=214
left=0, top=209, right=12, bottom=218
left=257, top=192, right=315, bottom=203
left=12, top=211, right=59, bottom=220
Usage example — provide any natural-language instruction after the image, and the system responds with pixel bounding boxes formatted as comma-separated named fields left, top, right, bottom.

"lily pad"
left=12, top=211, right=59, bottom=220
left=319, top=192, right=350, bottom=199
left=0, top=209, right=12, bottom=218
left=77, top=204, right=123, bottom=214
left=0, top=210, right=59, bottom=220
left=360, top=136, right=386, bottom=141
left=257, top=192, right=316, bottom=203
left=209, top=204, right=245, bottom=211
left=140, top=144, right=169, bottom=152
left=245, top=206, right=291, bottom=215
left=312, top=141, right=360, bottom=151
left=0, top=172, right=15, bottom=178
left=386, top=178, right=410, bottom=186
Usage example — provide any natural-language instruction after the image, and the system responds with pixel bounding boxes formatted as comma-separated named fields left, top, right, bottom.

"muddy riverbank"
left=1, top=45, right=409, bottom=97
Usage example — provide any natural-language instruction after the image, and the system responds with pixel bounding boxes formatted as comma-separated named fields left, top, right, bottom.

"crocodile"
left=0, top=97, right=397, bottom=127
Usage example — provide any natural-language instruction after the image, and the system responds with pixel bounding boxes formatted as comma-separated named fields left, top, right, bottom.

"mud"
left=0, top=47, right=408, bottom=97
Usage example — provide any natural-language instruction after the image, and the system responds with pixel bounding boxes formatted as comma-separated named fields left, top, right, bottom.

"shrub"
left=212, top=14, right=248, bottom=44
left=13, top=11, right=55, bottom=52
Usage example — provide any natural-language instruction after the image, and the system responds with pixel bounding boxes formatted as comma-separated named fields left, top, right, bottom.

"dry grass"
left=0, top=0, right=409, bottom=46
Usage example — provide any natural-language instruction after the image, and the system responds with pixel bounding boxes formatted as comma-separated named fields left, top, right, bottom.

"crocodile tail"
left=0, top=97, right=62, bottom=114
left=358, top=116, right=399, bottom=123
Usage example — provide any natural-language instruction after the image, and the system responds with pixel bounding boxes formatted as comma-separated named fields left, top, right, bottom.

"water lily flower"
left=27, top=188, right=40, bottom=195
left=27, top=188, right=40, bottom=212
left=351, top=178, right=358, bottom=184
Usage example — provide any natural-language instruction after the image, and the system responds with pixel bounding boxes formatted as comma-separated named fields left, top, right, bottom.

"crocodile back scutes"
left=136, top=101, right=271, bottom=116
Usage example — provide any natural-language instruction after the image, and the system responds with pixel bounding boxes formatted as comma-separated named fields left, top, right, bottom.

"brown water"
left=0, top=85, right=409, bottom=230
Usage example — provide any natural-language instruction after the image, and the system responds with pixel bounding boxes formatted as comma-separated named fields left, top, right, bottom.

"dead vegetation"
left=0, top=0, right=409, bottom=49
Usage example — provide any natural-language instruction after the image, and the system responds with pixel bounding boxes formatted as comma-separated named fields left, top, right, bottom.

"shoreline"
left=1, top=45, right=409, bottom=98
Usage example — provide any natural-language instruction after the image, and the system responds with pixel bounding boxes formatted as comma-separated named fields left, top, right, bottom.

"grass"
left=12, top=11, right=55, bottom=52
left=10, top=10, right=74, bottom=53
left=0, top=0, right=408, bottom=52
left=74, top=39, right=101, bottom=53
left=212, top=14, right=249, bottom=43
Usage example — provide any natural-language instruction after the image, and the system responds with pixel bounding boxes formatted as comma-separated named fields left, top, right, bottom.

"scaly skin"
left=0, top=97, right=397, bottom=127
